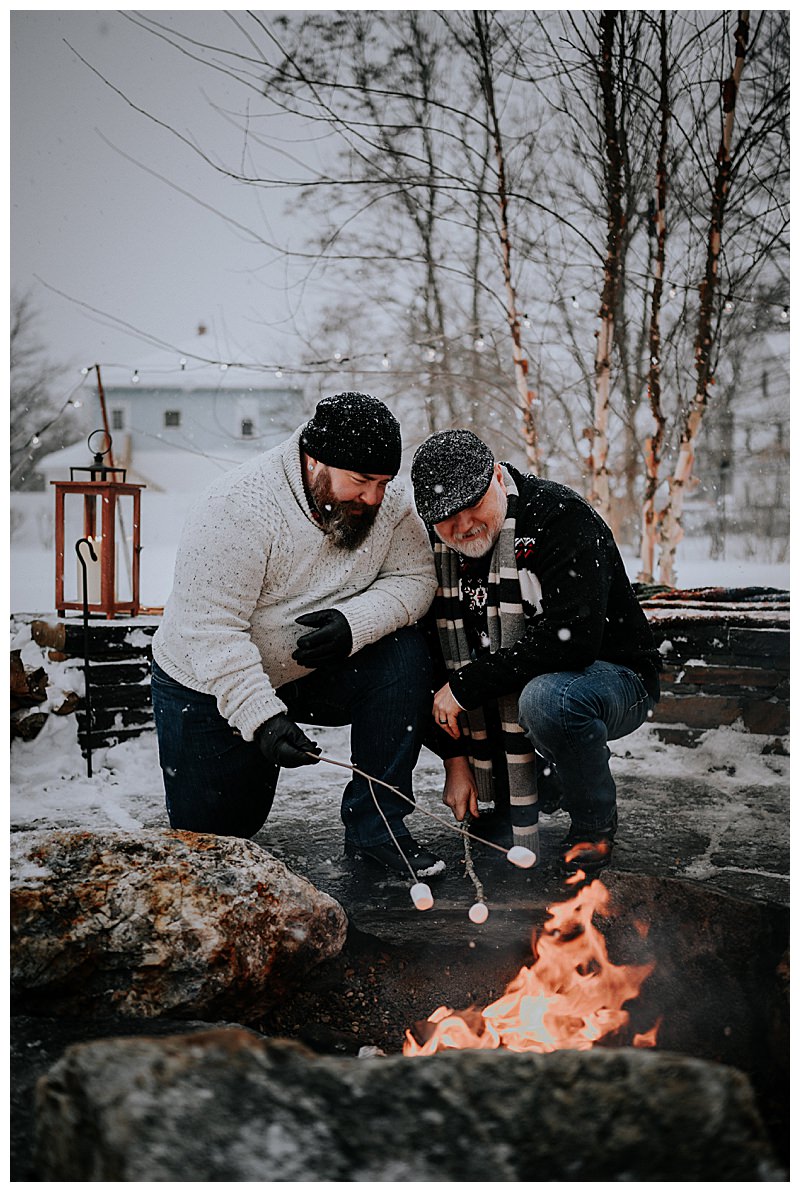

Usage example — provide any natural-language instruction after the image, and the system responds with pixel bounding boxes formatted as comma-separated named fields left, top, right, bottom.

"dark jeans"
left=151, top=626, right=433, bottom=845
left=517, top=661, right=657, bottom=831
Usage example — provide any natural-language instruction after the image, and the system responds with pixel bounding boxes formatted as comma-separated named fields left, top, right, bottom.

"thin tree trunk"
left=639, top=11, right=670, bottom=582
left=473, top=11, right=541, bottom=472
left=587, top=11, right=624, bottom=521
left=657, top=12, right=750, bottom=586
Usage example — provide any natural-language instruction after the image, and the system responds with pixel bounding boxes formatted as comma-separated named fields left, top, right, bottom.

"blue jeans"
left=517, top=661, right=656, bottom=831
left=151, top=626, right=433, bottom=845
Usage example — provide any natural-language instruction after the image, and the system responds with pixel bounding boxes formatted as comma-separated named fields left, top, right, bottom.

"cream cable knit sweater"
left=152, top=427, right=438, bottom=740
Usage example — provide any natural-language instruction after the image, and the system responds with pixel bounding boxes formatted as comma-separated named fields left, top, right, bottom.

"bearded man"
left=152, top=392, right=444, bottom=878
left=411, top=429, right=660, bottom=877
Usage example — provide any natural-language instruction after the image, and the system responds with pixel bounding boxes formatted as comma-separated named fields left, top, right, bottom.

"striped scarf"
left=434, top=466, right=539, bottom=858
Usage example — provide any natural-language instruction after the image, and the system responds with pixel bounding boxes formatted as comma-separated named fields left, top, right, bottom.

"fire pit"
left=20, top=867, right=788, bottom=1180
left=257, top=870, right=789, bottom=1166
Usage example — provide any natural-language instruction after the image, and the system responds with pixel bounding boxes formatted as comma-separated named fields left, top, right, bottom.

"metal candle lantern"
left=51, top=430, right=145, bottom=619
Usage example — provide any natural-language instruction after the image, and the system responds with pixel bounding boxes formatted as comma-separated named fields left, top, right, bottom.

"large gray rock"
left=11, top=829, right=347, bottom=1019
left=34, top=1029, right=783, bottom=1181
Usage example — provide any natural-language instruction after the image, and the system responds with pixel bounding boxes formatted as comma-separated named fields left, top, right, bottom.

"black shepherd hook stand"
left=75, top=538, right=97, bottom=777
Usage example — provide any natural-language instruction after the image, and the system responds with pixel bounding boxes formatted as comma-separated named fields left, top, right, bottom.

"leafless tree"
left=69, top=10, right=789, bottom=575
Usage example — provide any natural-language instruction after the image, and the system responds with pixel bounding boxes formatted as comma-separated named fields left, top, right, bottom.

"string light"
left=41, top=284, right=789, bottom=401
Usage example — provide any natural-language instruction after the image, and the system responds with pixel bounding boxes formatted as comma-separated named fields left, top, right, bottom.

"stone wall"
left=10, top=588, right=790, bottom=754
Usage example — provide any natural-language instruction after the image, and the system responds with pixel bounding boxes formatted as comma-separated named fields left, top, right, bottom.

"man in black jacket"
left=411, top=429, right=660, bottom=876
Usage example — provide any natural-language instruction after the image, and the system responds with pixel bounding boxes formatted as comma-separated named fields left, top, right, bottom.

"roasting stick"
left=460, top=815, right=489, bottom=923
left=309, top=752, right=535, bottom=913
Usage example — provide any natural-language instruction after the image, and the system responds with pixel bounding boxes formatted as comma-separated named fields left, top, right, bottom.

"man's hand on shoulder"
left=292, top=609, right=353, bottom=667
left=255, top=713, right=321, bottom=767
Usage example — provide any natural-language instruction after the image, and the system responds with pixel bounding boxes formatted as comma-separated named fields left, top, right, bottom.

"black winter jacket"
left=437, top=463, right=661, bottom=713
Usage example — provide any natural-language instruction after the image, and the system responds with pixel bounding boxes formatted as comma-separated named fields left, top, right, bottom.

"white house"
left=38, top=382, right=306, bottom=493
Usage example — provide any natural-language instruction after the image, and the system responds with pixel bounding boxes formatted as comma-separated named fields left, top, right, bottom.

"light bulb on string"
left=274, top=369, right=283, bottom=378
left=474, top=334, right=486, bottom=352
left=381, top=353, right=390, bottom=369
left=522, top=313, right=531, bottom=329
left=724, top=300, right=734, bottom=314
left=780, top=307, right=789, bottom=322
left=571, top=296, right=579, bottom=308
left=80, top=367, right=90, bottom=376
left=131, top=370, right=140, bottom=384
left=426, top=346, right=436, bottom=363
left=179, top=357, right=187, bottom=370
left=219, top=363, right=229, bottom=372
left=334, top=350, right=343, bottom=362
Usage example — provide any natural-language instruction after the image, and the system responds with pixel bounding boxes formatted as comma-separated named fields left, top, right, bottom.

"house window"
left=241, top=418, right=255, bottom=438
left=111, top=408, right=126, bottom=431
left=164, top=410, right=181, bottom=428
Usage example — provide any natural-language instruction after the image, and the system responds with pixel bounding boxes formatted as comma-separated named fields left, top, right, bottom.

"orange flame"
left=403, top=875, right=658, bottom=1056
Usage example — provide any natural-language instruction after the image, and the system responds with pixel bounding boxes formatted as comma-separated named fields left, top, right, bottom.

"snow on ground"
left=10, top=711, right=788, bottom=842
left=10, top=488, right=791, bottom=613
left=9, top=485, right=789, bottom=841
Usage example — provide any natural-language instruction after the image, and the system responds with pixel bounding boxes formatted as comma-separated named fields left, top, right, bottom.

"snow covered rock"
left=10, top=829, right=347, bottom=1019
left=33, top=1031, right=783, bottom=1181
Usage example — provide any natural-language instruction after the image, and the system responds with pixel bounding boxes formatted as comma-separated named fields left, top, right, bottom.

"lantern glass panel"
left=113, top=493, right=137, bottom=605
left=61, top=494, right=93, bottom=605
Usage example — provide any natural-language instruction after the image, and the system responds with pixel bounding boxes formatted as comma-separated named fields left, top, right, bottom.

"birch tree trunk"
left=657, top=12, right=750, bottom=586
left=587, top=11, right=624, bottom=521
left=639, top=12, right=670, bottom=582
left=473, top=11, right=542, bottom=473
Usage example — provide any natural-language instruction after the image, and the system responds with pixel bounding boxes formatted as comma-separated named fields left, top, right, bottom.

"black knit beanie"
left=411, top=429, right=495, bottom=524
left=301, top=392, right=402, bottom=476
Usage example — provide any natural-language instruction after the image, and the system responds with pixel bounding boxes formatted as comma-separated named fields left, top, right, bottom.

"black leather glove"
left=254, top=713, right=320, bottom=768
left=292, top=609, right=353, bottom=667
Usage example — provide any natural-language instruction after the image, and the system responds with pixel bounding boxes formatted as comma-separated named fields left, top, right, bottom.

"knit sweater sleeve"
left=157, top=488, right=288, bottom=739
left=330, top=505, right=438, bottom=654
left=449, top=496, right=615, bottom=709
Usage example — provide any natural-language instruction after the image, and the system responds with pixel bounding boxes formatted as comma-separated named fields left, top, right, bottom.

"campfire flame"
left=403, top=875, right=658, bottom=1056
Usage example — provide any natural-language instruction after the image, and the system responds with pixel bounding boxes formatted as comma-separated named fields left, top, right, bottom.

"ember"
left=403, top=874, right=658, bottom=1056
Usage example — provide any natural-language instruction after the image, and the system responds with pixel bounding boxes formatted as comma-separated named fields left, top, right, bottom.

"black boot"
left=558, top=810, right=618, bottom=877
left=344, top=834, right=446, bottom=878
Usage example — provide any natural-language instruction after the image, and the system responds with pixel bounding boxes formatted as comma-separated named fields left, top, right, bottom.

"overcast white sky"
left=11, top=10, right=320, bottom=387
